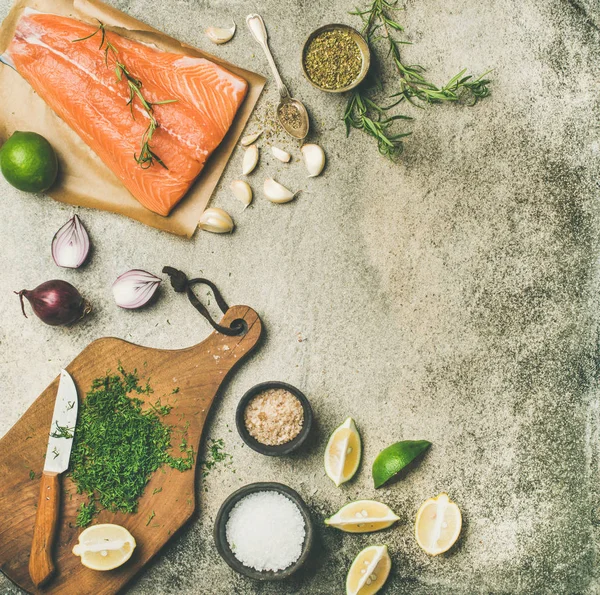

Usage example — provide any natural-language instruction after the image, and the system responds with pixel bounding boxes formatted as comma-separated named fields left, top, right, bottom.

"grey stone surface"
left=1, top=0, right=600, bottom=593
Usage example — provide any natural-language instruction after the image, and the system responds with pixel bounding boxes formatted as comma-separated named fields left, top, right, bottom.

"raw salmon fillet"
left=1, top=9, right=248, bottom=216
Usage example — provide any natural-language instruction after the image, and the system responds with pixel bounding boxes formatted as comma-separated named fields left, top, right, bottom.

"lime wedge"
left=372, top=440, right=431, bottom=488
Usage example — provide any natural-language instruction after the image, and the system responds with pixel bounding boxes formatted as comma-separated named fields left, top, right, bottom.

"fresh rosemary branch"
left=345, top=0, right=492, bottom=158
left=344, top=84, right=412, bottom=158
left=73, top=22, right=175, bottom=169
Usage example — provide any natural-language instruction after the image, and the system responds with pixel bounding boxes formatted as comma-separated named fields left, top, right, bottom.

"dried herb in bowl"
left=304, top=29, right=363, bottom=90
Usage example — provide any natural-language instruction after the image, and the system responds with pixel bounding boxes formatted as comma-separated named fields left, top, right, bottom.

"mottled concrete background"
left=1, top=0, right=600, bottom=593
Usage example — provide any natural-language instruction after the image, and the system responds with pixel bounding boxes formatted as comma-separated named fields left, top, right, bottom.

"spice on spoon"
left=278, top=102, right=303, bottom=131
left=304, top=29, right=363, bottom=90
left=244, top=388, right=304, bottom=446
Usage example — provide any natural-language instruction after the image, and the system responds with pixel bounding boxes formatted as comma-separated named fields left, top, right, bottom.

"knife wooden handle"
left=29, top=471, right=60, bottom=587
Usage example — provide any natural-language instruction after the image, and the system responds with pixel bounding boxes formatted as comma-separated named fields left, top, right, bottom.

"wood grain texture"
left=0, top=305, right=262, bottom=595
left=29, top=472, right=60, bottom=587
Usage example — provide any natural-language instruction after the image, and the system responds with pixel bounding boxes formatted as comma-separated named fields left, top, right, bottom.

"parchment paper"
left=0, top=0, right=266, bottom=237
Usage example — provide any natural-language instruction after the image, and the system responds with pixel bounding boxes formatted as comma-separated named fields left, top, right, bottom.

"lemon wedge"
left=325, top=500, right=400, bottom=533
left=324, top=417, right=361, bottom=486
left=72, top=524, right=136, bottom=571
left=346, top=545, right=391, bottom=595
left=415, top=493, right=462, bottom=555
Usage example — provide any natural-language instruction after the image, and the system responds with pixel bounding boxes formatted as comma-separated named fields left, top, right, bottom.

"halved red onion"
left=52, top=214, right=90, bottom=269
left=112, top=269, right=161, bottom=309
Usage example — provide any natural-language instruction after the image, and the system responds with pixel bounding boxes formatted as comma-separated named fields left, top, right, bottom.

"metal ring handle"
left=162, top=267, right=245, bottom=336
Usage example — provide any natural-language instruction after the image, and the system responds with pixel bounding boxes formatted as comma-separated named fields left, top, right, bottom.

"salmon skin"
left=1, top=8, right=248, bottom=216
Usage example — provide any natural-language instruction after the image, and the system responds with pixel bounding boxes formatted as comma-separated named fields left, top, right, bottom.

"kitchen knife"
left=29, top=369, right=78, bottom=587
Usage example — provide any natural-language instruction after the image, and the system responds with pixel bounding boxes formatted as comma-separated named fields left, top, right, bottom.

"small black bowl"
left=214, top=482, right=314, bottom=581
left=235, top=381, right=313, bottom=456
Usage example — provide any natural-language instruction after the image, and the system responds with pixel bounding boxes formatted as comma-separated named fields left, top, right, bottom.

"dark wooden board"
left=0, top=305, right=262, bottom=594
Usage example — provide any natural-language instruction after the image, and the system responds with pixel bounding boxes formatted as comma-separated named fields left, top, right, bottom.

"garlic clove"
left=242, top=144, right=259, bottom=175
left=241, top=131, right=262, bottom=146
left=199, top=207, right=235, bottom=233
left=230, top=180, right=253, bottom=208
left=205, top=22, right=236, bottom=44
left=301, top=143, right=326, bottom=177
left=271, top=146, right=291, bottom=163
left=264, top=178, right=296, bottom=204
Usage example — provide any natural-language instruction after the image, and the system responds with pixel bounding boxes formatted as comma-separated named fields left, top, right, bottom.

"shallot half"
left=112, top=270, right=161, bottom=310
left=16, top=280, right=91, bottom=326
left=51, top=214, right=90, bottom=269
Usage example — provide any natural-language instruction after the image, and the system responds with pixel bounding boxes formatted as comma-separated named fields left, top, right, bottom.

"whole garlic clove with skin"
left=230, top=180, right=253, bottom=208
left=264, top=178, right=296, bottom=204
left=199, top=208, right=235, bottom=233
left=301, top=144, right=326, bottom=177
left=205, top=23, right=236, bottom=44
left=242, top=145, right=259, bottom=175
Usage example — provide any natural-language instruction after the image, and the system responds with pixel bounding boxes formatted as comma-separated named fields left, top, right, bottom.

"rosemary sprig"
left=344, top=84, right=412, bottom=158
left=73, top=22, right=175, bottom=169
left=345, top=0, right=492, bottom=158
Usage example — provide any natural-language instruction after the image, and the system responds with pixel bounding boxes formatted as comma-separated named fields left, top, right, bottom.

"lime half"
left=372, top=440, right=431, bottom=488
left=0, top=131, right=58, bottom=193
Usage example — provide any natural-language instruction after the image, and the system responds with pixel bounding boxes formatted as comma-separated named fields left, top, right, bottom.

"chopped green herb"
left=146, top=511, right=155, bottom=526
left=70, top=366, right=193, bottom=527
left=199, top=438, right=233, bottom=479
left=29, top=470, right=35, bottom=480
left=50, top=422, right=74, bottom=439
left=76, top=501, right=97, bottom=528
left=67, top=401, right=75, bottom=410
left=52, top=447, right=60, bottom=459
left=152, top=487, right=163, bottom=495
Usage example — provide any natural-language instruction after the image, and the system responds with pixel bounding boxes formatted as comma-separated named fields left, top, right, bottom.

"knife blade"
left=29, top=369, right=78, bottom=588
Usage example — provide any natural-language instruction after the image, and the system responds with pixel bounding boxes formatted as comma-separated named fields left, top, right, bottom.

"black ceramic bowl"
left=214, top=482, right=314, bottom=581
left=235, top=381, right=313, bottom=456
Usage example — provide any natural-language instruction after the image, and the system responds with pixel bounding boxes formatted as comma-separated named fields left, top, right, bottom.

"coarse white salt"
left=225, top=491, right=306, bottom=572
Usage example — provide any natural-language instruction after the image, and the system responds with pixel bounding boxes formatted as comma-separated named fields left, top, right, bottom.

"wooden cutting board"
left=0, top=304, right=262, bottom=595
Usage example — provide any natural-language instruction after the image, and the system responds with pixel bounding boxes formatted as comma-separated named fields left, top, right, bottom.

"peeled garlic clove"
left=301, top=143, right=326, bottom=177
left=199, top=207, right=234, bottom=233
left=230, top=180, right=253, bottom=208
left=205, top=22, right=236, bottom=44
left=241, top=131, right=262, bottom=146
left=271, top=146, right=291, bottom=163
left=242, top=144, right=259, bottom=175
left=264, top=178, right=296, bottom=204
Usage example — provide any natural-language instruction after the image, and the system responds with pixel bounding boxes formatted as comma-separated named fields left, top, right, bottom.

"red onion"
left=112, top=269, right=161, bottom=309
left=52, top=214, right=90, bottom=269
left=16, top=280, right=91, bottom=326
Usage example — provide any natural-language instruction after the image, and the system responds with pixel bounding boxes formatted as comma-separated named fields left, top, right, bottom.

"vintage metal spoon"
left=246, top=14, right=309, bottom=139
